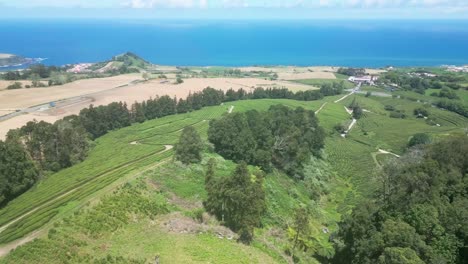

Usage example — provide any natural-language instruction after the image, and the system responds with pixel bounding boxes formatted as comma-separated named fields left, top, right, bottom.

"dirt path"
left=0, top=145, right=174, bottom=256
left=315, top=102, right=327, bottom=114
left=346, top=118, right=357, bottom=133
left=378, top=149, right=400, bottom=158
left=0, top=230, right=43, bottom=257
left=334, top=83, right=361, bottom=103
left=340, top=106, right=357, bottom=138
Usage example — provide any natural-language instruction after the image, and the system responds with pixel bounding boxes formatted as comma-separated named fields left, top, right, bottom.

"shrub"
left=408, top=133, right=431, bottom=147
left=384, top=105, right=395, bottom=111
left=414, top=107, right=429, bottom=117
left=6, top=82, right=22, bottom=89
left=389, top=111, right=406, bottom=119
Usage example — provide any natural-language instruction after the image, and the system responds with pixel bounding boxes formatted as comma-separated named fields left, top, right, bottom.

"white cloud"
left=4, top=0, right=468, bottom=10
left=124, top=0, right=196, bottom=8
left=199, top=0, right=208, bottom=8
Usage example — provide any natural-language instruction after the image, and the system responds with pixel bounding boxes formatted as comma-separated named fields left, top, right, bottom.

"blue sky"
left=0, top=0, right=467, bottom=19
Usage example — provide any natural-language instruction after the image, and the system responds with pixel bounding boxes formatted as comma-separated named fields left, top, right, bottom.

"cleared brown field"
left=239, top=66, right=338, bottom=80
left=0, top=74, right=141, bottom=109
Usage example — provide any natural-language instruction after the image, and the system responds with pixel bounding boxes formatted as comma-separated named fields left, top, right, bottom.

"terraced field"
left=0, top=105, right=228, bottom=244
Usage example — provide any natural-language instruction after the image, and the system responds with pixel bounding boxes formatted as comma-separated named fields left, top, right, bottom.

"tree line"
left=332, top=136, right=468, bottom=264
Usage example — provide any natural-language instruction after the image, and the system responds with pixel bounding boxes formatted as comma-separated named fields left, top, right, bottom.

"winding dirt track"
left=0, top=145, right=174, bottom=257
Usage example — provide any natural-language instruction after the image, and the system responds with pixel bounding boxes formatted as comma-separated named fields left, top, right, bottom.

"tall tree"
left=204, top=162, right=266, bottom=244
left=174, top=126, right=204, bottom=164
left=0, top=140, right=39, bottom=206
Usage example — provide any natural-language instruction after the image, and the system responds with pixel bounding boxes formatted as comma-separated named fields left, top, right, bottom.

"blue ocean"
left=1, top=19, right=468, bottom=67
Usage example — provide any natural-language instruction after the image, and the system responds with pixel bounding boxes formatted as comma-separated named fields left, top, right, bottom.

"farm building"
left=348, top=75, right=379, bottom=85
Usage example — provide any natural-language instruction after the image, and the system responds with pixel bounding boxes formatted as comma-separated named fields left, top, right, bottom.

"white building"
left=348, top=75, right=379, bottom=85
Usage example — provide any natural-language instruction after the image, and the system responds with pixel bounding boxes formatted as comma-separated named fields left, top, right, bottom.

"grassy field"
left=1, top=93, right=466, bottom=262
left=292, top=79, right=355, bottom=89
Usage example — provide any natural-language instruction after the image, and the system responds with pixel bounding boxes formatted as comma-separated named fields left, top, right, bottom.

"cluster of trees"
left=320, top=81, right=346, bottom=96
left=349, top=99, right=363, bottom=119
left=383, top=103, right=409, bottom=119
left=430, top=88, right=460, bottom=100
left=380, top=71, right=438, bottom=94
left=332, top=136, right=468, bottom=264
left=1, top=118, right=89, bottom=205
left=337, top=67, right=366, bottom=76
left=2, top=64, right=76, bottom=87
left=204, top=160, right=266, bottom=244
left=380, top=70, right=467, bottom=95
left=2, top=64, right=62, bottom=80
left=208, top=105, right=325, bottom=179
left=435, top=99, right=468, bottom=118
left=173, top=124, right=266, bottom=243
left=7, top=119, right=89, bottom=172
left=0, top=140, right=39, bottom=206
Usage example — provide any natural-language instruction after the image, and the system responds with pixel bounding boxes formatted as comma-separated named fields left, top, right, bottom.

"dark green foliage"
left=408, top=133, right=431, bottom=147
left=333, top=137, right=468, bottom=264
left=201, top=87, right=224, bottom=106
left=0, top=140, right=39, bottom=206
left=431, top=88, right=460, bottom=100
left=175, top=126, right=203, bottom=164
left=320, top=81, right=346, bottom=96
left=435, top=99, right=468, bottom=118
left=384, top=105, right=395, bottom=111
left=79, top=102, right=131, bottom=138
left=413, top=107, right=429, bottom=117
left=349, top=99, right=363, bottom=119
left=3, top=71, right=22, bottom=80
left=204, top=162, right=266, bottom=244
left=337, top=67, right=366, bottom=76
left=208, top=106, right=325, bottom=178
left=389, top=111, right=407, bottom=119
left=3, top=65, right=62, bottom=81
left=7, top=118, right=89, bottom=172
left=6, top=82, right=22, bottom=89
left=334, top=123, right=346, bottom=133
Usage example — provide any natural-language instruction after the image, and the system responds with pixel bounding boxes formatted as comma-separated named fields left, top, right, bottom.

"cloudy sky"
left=0, top=0, right=467, bottom=19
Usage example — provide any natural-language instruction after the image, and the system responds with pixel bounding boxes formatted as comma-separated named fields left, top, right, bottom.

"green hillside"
left=0, top=87, right=467, bottom=263
left=88, top=52, right=151, bottom=73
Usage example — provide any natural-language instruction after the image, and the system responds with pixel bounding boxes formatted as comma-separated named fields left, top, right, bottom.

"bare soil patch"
left=160, top=212, right=236, bottom=240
